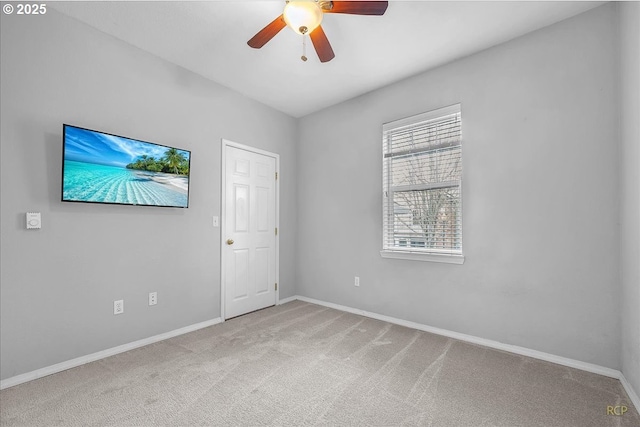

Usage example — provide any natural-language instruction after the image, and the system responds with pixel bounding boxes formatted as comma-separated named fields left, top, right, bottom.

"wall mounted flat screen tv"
left=62, top=124, right=191, bottom=208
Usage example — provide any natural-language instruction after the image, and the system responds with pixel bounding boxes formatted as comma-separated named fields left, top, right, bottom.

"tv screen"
left=62, top=124, right=191, bottom=208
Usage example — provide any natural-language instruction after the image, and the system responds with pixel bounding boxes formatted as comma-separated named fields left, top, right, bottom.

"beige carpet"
left=1, top=300, right=638, bottom=426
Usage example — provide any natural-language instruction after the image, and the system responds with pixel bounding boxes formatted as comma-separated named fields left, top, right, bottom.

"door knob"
left=226, top=239, right=234, bottom=245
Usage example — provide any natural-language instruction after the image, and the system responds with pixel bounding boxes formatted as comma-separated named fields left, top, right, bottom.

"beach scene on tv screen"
left=62, top=126, right=190, bottom=207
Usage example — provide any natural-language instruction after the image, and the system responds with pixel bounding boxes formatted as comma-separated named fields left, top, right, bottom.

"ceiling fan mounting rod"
left=287, top=0, right=333, bottom=9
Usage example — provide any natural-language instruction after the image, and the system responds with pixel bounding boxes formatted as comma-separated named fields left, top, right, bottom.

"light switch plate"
left=26, top=212, right=41, bottom=229
left=212, top=216, right=219, bottom=227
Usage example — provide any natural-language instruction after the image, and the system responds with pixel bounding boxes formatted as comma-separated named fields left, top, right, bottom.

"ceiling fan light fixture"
left=283, top=0, right=323, bottom=35
left=248, top=1, right=387, bottom=63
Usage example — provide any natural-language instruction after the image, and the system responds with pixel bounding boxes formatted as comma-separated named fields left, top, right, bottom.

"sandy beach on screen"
left=134, top=171, right=188, bottom=193
left=151, top=175, right=188, bottom=192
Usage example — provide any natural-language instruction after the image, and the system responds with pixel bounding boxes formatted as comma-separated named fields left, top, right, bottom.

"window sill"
left=380, top=250, right=465, bottom=264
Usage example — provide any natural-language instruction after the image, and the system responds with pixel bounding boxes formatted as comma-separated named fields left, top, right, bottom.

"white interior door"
left=223, top=143, right=278, bottom=319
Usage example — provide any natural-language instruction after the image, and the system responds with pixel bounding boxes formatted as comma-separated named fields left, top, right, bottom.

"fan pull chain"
left=301, top=34, right=308, bottom=62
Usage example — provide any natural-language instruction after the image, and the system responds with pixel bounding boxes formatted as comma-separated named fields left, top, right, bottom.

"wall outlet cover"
left=114, top=300, right=124, bottom=315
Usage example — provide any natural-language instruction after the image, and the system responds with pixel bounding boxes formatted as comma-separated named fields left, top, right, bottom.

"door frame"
left=220, top=139, right=280, bottom=321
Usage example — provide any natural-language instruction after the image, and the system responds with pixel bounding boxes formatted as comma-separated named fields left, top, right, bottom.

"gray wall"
left=296, top=4, right=621, bottom=369
left=0, top=9, right=298, bottom=380
left=619, top=1, right=640, bottom=396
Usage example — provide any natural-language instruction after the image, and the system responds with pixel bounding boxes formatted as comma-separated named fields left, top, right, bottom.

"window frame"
left=380, top=104, right=464, bottom=264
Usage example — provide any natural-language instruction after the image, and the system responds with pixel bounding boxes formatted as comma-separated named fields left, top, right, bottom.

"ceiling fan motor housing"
left=318, top=1, right=333, bottom=11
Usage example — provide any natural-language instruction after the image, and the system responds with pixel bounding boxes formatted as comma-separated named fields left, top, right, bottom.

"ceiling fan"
left=247, top=0, right=389, bottom=63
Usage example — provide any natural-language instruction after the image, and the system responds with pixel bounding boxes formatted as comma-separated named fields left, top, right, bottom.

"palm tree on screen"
left=163, top=148, right=186, bottom=175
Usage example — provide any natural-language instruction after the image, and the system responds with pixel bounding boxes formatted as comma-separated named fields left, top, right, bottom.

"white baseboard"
left=277, top=295, right=297, bottom=305
left=0, top=317, right=222, bottom=391
left=293, top=295, right=639, bottom=413
left=620, top=374, right=640, bottom=413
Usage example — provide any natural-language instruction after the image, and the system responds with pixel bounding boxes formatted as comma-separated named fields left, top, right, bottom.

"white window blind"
left=382, top=104, right=462, bottom=260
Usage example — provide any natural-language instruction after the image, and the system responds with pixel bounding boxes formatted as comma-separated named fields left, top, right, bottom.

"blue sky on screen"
left=64, top=126, right=190, bottom=168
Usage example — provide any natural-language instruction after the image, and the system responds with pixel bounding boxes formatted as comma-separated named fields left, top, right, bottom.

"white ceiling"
left=50, top=1, right=604, bottom=118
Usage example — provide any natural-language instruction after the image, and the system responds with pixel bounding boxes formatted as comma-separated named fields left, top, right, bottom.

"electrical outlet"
left=354, top=276, right=360, bottom=287
left=149, top=292, right=157, bottom=306
left=114, top=300, right=124, bottom=315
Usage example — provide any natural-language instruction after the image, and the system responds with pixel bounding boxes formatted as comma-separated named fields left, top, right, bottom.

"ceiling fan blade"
left=247, top=14, right=286, bottom=48
left=310, top=25, right=335, bottom=63
left=325, top=1, right=388, bottom=15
